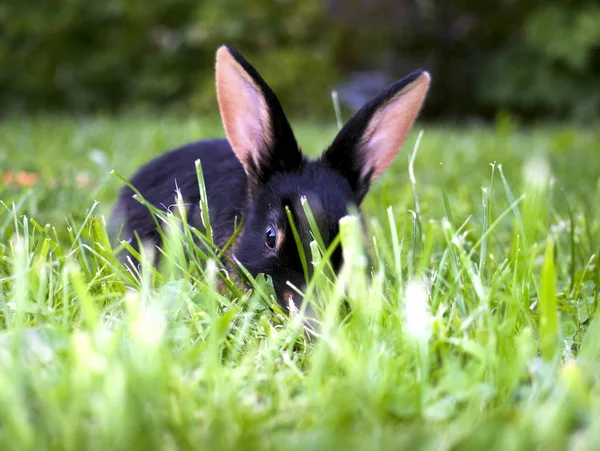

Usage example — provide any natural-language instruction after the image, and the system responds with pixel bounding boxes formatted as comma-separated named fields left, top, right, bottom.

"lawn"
left=1, top=115, right=600, bottom=450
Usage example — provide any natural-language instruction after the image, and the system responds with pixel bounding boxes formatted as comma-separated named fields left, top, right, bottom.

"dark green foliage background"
left=2, top=0, right=599, bottom=120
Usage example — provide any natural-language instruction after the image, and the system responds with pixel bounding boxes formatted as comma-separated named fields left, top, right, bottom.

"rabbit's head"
left=216, top=46, right=430, bottom=312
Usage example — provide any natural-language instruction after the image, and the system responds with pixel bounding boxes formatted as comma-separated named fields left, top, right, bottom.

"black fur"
left=108, top=46, right=429, bottom=311
left=232, top=160, right=351, bottom=298
left=108, top=139, right=247, bottom=257
left=108, top=138, right=350, bottom=308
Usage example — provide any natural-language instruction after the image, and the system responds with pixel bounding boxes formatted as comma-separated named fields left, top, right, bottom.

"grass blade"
left=539, top=238, right=558, bottom=362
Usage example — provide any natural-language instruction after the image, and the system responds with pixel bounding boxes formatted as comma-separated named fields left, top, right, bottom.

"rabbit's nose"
left=283, top=290, right=319, bottom=334
left=282, top=290, right=302, bottom=313
left=282, top=290, right=316, bottom=318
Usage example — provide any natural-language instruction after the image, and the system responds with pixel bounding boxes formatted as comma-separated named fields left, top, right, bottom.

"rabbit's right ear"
left=216, top=46, right=301, bottom=188
left=321, top=70, right=430, bottom=203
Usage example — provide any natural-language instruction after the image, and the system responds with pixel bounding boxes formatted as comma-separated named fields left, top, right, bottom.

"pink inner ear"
left=360, top=73, right=430, bottom=181
left=216, top=47, right=272, bottom=172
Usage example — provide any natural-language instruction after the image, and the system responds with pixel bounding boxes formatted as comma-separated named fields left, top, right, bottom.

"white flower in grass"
left=73, top=331, right=107, bottom=375
left=139, top=240, right=156, bottom=266
left=131, top=304, right=165, bottom=349
left=404, top=276, right=431, bottom=342
left=523, top=156, right=551, bottom=191
left=126, top=291, right=165, bottom=350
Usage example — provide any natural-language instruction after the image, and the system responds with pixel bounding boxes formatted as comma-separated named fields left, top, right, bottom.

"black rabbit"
left=108, top=45, right=430, bottom=311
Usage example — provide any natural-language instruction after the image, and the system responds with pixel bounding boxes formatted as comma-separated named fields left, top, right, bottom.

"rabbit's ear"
left=216, top=46, right=301, bottom=186
left=322, top=70, right=430, bottom=202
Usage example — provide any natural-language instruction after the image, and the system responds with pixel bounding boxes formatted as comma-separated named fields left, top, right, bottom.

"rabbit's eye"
left=265, top=226, right=277, bottom=249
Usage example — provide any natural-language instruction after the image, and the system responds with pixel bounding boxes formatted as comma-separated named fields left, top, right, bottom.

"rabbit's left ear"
left=322, top=70, right=430, bottom=202
left=216, top=46, right=301, bottom=188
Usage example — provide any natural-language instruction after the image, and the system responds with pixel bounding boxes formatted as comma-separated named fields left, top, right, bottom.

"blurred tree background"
left=1, top=0, right=599, bottom=122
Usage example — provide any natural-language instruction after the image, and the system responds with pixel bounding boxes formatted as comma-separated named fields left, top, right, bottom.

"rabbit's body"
left=109, top=45, right=431, bottom=311
left=109, top=137, right=352, bottom=301
left=110, top=139, right=247, bottom=255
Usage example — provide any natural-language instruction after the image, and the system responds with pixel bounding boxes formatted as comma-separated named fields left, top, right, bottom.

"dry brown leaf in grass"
left=1, top=172, right=14, bottom=185
left=15, top=171, right=39, bottom=187
left=2, top=171, right=39, bottom=187
left=0, top=171, right=94, bottom=189
left=76, top=173, right=90, bottom=188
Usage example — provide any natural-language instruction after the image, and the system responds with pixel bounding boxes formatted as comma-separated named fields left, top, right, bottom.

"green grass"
left=1, top=115, right=600, bottom=450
